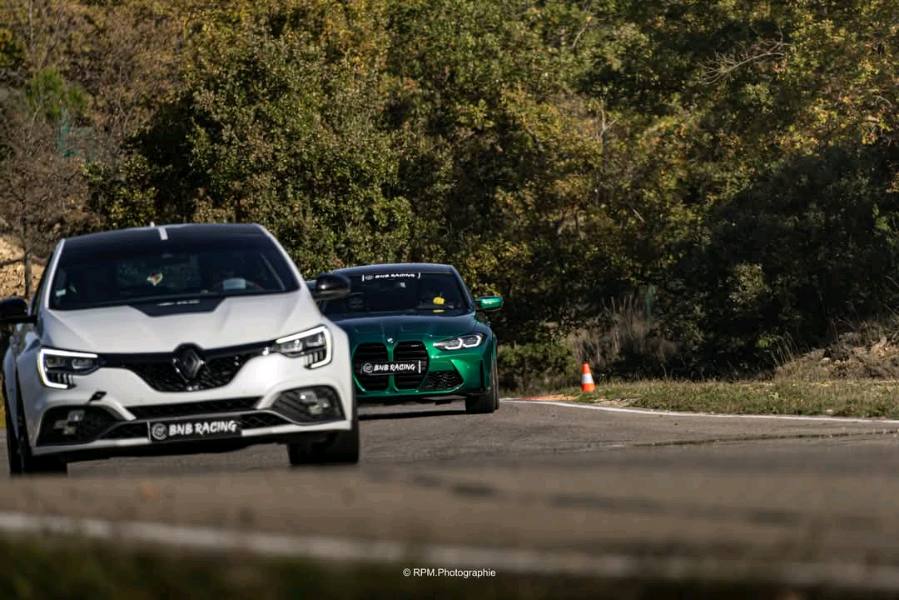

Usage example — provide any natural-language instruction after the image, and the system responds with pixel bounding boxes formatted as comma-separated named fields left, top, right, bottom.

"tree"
left=1, top=0, right=892, bottom=378
left=0, top=73, right=92, bottom=298
left=110, top=1, right=413, bottom=273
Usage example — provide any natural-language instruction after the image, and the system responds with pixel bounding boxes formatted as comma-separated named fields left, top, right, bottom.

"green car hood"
left=330, top=313, right=485, bottom=343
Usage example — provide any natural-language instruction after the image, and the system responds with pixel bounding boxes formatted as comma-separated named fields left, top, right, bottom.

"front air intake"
left=271, top=387, right=343, bottom=423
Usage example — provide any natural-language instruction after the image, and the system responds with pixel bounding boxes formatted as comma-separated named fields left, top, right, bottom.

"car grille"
left=241, top=413, right=290, bottom=429
left=127, top=397, right=260, bottom=420
left=353, top=342, right=463, bottom=393
left=102, top=422, right=149, bottom=439
left=420, top=368, right=464, bottom=391
left=393, top=341, right=429, bottom=389
left=353, top=343, right=389, bottom=391
left=103, top=343, right=267, bottom=393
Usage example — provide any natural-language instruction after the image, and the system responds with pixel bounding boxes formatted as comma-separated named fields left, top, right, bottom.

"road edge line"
left=501, top=398, right=899, bottom=425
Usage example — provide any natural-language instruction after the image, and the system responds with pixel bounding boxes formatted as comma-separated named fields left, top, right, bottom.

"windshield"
left=321, top=271, right=471, bottom=317
left=50, top=237, right=299, bottom=311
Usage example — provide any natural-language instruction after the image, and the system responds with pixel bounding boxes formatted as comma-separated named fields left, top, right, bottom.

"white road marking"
left=0, top=510, right=898, bottom=591
left=158, top=226, right=168, bottom=240
left=501, top=399, right=899, bottom=425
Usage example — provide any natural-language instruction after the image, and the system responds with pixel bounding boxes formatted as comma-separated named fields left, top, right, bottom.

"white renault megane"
left=0, top=223, right=357, bottom=475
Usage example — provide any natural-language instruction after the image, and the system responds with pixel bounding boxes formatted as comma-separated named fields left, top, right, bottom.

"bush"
left=567, top=291, right=678, bottom=379
left=497, top=339, right=577, bottom=394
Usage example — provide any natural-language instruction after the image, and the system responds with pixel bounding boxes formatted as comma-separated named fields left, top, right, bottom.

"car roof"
left=62, top=223, right=267, bottom=252
left=331, top=263, right=457, bottom=276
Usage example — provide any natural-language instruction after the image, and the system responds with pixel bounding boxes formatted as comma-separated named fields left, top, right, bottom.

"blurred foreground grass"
left=0, top=535, right=879, bottom=600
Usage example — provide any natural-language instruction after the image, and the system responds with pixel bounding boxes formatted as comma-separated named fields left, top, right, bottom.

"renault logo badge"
left=172, top=346, right=205, bottom=382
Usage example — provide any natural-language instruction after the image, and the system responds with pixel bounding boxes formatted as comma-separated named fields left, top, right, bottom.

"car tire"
left=8, top=382, right=67, bottom=476
left=465, top=356, right=499, bottom=414
left=287, top=419, right=360, bottom=465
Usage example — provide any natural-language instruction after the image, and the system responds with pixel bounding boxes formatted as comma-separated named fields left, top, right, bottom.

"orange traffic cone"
left=581, top=363, right=595, bottom=393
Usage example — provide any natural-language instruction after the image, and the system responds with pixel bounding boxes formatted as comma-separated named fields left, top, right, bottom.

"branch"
left=0, top=257, right=23, bottom=268
left=570, top=15, right=594, bottom=51
left=701, top=38, right=788, bottom=84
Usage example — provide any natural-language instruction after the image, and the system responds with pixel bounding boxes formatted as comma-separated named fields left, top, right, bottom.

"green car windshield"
left=321, top=272, right=471, bottom=317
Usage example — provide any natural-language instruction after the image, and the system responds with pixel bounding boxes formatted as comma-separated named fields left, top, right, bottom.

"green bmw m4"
left=318, top=263, right=503, bottom=414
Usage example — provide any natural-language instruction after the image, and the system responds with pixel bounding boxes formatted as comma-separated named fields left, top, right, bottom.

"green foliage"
left=498, top=338, right=577, bottom=393
left=116, top=1, right=412, bottom=274
left=0, top=25, right=23, bottom=71
left=4, top=0, right=898, bottom=379
left=25, top=68, right=88, bottom=123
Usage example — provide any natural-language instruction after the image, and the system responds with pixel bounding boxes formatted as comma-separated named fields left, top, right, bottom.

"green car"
left=317, top=263, right=503, bottom=413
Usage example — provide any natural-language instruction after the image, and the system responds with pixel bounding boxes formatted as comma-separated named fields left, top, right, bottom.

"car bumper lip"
left=356, top=383, right=468, bottom=399
left=31, top=417, right=351, bottom=457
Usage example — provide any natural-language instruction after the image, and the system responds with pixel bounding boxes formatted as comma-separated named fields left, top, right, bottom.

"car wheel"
left=465, top=356, right=499, bottom=414
left=12, top=384, right=67, bottom=476
left=287, top=419, right=360, bottom=465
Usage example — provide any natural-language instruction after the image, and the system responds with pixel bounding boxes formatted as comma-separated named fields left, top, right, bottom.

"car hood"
left=41, top=292, right=323, bottom=353
left=330, top=313, right=481, bottom=343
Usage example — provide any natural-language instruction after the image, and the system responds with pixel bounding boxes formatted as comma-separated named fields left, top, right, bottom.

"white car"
left=0, top=223, right=357, bottom=475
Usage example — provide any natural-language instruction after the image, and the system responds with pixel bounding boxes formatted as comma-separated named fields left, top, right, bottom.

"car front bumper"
left=22, top=351, right=354, bottom=458
left=353, top=341, right=494, bottom=402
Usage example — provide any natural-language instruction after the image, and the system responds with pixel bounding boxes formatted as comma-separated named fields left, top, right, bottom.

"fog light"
left=53, top=410, right=85, bottom=436
left=298, top=391, right=332, bottom=416
left=272, top=387, right=342, bottom=422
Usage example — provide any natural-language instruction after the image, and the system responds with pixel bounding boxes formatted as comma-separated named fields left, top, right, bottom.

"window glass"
left=50, top=238, right=298, bottom=311
left=321, top=272, right=470, bottom=317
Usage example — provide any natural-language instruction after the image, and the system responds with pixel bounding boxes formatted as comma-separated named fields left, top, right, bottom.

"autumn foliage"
left=0, top=0, right=896, bottom=379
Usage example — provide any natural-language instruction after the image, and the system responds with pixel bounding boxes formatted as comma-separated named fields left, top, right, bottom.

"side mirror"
left=475, top=295, right=503, bottom=311
left=312, top=274, right=351, bottom=301
left=0, top=297, right=35, bottom=324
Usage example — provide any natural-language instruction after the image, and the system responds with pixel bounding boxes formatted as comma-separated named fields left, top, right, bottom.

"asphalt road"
left=3, top=399, right=899, bottom=589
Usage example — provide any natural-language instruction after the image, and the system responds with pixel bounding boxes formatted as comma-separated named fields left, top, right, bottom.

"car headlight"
left=272, top=325, right=332, bottom=368
left=434, top=333, right=484, bottom=351
left=38, top=348, right=100, bottom=389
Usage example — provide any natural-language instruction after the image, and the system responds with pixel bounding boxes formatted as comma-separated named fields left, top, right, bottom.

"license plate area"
left=148, top=417, right=242, bottom=443
left=357, top=360, right=424, bottom=377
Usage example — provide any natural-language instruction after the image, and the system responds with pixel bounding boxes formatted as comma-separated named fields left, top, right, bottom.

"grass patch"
left=0, top=534, right=881, bottom=599
left=566, top=380, right=899, bottom=419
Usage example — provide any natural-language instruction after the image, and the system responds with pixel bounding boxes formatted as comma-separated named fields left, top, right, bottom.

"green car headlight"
left=273, top=325, right=332, bottom=368
left=434, top=333, right=484, bottom=351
